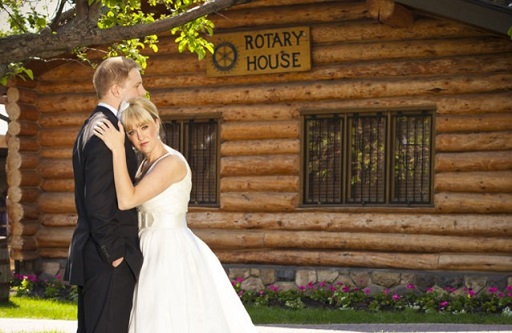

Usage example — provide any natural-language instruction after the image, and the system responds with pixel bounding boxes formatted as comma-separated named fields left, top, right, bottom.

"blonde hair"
left=121, top=97, right=161, bottom=132
left=93, top=56, right=140, bottom=99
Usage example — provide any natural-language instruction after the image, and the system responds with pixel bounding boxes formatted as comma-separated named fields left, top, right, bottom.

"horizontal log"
left=37, top=192, right=75, bottom=214
left=39, top=128, right=79, bottom=148
left=215, top=250, right=512, bottom=272
left=5, top=102, right=39, bottom=121
left=7, top=202, right=39, bottom=222
left=220, top=176, right=299, bottom=192
left=438, top=253, right=512, bottom=272
left=221, top=121, right=298, bottom=141
left=195, top=229, right=512, bottom=253
left=435, top=192, right=512, bottom=213
left=7, top=186, right=40, bottom=203
left=40, top=214, right=77, bottom=228
left=36, top=227, right=74, bottom=248
left=215, top=250, right=440, bottom=270
left=37, top=248, right=70, bottom=259
left=436, top=151, right=512, bottom=172
left=36, top=94, right=96, bottom=114
left=37, top=159, right=73, bottom=179
left=313, top=37, right=512, bottom=65
left=7, top=169, right=41, bottom=187
left=221, top=155, right=299, bottom=176
left=9, top=249, right=38, bottom=261
left=150, top=74, right=512, bottom=107
left=7, top=120, right=39, bottom=137
left=436, top=131, right=512, bottom=152
left=6, top=87, right=37, bottom=104
left=42, top=52, right=512, bottom=95
left=41, top=179, right=74, bottom=193
left=436, top=114, right=512, bottom=133
left=8, top=136, right=39, bottom=152
left=39, top=72, right=512, bottom=113
left=9, top=235, right=37, bottom=252
left=40, top=113, right=88, bottom=128
left=435, top=171, right=512, bottom=193
left=221, top=139, right=300, bottom=156
left=187, top=212, right=512, bottom=237
left=40, top=148, right=73, bottom=159
left=18, top=221, right=39, bottom=237
left=221, top=192, right=298, bottom=212
left=161, top=92, right=512, bottom=122
left=145, top=50, right=512, bottom=90
left=7, top=151, right=39, bottom=170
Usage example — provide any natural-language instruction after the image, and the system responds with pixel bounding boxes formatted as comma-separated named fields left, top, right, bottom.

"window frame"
left=300, top=107, right=435, bottom=208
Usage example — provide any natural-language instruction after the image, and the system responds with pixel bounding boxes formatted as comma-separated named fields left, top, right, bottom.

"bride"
left=94, top=97, right=258, bottom=332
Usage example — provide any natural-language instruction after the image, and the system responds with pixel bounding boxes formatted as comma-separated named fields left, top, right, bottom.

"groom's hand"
left=112, top=257, right=124, bottom=267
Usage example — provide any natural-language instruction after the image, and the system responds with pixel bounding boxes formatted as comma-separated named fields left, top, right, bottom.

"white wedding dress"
left=128, top=145, right=258, bottom=333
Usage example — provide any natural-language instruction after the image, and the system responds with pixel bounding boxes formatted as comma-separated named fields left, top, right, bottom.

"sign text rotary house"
left=207, top=26, right=311, bottom=77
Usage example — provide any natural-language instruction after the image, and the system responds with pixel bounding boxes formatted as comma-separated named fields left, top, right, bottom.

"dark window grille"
left=391, top=112, right=432, bottom=204
left=303, top=110, right=433, bottom=206
left=348, top=114, right=387, bottom=204
left=303, top=115, right=343, bottom=204
left=163, top=119, right=219, bottom=206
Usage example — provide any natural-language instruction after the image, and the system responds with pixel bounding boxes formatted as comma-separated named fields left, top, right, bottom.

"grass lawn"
left=1, top=296, right=512, bottom=326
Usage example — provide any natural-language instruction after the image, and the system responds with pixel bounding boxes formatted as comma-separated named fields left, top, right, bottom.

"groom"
left=65, top=56, right=146, bottom=332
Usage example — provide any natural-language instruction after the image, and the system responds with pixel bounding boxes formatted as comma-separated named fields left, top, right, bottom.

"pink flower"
left=342, top=286, right=350, bottom=293
left=440, top=301, right=449, bottom=308
left=406, top=284, right=415, bottom=289
left=426, top=288, right=434, bottom=293
left=488, top=287, right=498, bottom=294
left=392, top=294, right=400, bottom=300
left=467, top=290, right=475, bottom=298
left=268, top=285, right=279, bottom=292
left=364, top=288, right=370, bottom=295
left=298, top=285, right=306, bottom=291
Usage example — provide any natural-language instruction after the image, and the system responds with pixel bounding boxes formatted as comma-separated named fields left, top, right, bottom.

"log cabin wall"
left=5, top=0, right=512, bottom=279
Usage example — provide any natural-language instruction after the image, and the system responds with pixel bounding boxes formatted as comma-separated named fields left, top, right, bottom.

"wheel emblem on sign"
left=212, top=42, right=238, bottom=72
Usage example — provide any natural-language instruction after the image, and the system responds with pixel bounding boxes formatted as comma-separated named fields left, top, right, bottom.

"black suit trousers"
left=77, top=240, right=136, bottom=333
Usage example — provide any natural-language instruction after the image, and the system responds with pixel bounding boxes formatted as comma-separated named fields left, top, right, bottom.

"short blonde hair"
left=93, top=57, right=140, bottom=99
left=121, top=97, right=161, bottom=132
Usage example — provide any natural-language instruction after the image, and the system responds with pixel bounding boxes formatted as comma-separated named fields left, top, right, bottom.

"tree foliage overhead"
left=0, top=0, right=250, bottom=85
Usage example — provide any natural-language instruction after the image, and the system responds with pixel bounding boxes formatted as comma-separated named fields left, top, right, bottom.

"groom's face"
left=118, top=69, right=147, bottom=103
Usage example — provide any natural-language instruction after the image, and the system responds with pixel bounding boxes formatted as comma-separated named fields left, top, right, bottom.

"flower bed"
left=10, top=273, right=512, bottom=316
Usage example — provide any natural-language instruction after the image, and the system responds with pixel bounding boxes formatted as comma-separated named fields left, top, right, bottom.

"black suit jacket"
left=65, top=106, right=143, bottom=286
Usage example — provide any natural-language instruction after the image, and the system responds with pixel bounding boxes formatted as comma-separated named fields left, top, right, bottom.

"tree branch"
left=0, top=0, right=250, bottom=70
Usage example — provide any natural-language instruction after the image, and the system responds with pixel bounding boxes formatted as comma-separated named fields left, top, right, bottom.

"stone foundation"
left=14, top=259, right=512, bottom=296
left=224, top=264, right=512, bottom=296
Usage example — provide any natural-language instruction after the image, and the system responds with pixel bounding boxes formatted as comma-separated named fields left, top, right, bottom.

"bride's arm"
left=94, top=120, right=186, bottom=210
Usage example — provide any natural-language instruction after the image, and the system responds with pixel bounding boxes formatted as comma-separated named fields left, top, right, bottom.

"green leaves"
left=1, top=0, right=217, bottom=85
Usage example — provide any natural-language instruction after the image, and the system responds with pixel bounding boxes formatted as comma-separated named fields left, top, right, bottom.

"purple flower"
left=488, top=287, right=498, bottom=294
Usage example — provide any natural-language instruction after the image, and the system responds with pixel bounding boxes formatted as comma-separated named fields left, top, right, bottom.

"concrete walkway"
left=0, top=319, right=512, bottom=333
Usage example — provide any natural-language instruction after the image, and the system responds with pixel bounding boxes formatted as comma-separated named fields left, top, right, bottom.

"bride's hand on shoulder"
left=94, top=119, right=125, bottom=152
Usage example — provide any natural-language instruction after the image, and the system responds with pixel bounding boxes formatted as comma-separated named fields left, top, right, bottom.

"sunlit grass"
left=0, top=296, right=77, bottom=320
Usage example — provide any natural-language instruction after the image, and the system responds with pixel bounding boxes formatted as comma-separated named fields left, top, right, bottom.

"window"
left=162, top=118, right=219, bottom=206
left=303, top=109, right=433, bottom=206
